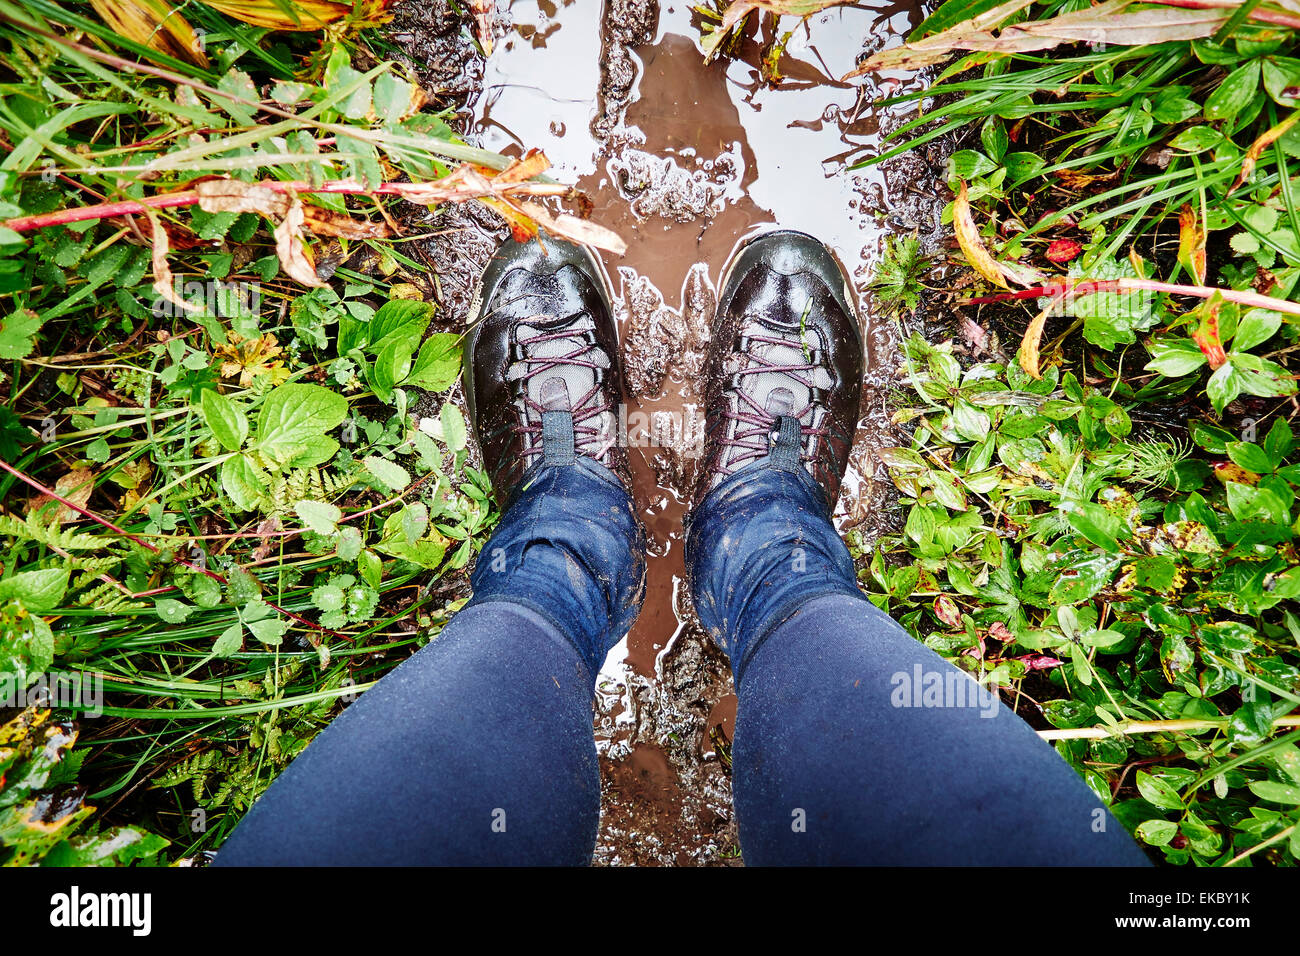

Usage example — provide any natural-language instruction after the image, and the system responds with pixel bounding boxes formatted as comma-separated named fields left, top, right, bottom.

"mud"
left=390, top=0, right=948, bottom=865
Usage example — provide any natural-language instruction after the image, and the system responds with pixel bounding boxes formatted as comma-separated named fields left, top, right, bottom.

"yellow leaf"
left=200, top=0, right=387, bottom=31
left=89, top=0, right=209, bottom=67
left=953, top=180, right=1008, bottom=288
left=1177, top=203, right=1206, bottom=285
left=1018, top=306, right=1049, bottom=380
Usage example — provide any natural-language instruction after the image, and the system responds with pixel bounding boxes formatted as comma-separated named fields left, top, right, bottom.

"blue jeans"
left=216, top=456, right=1148, bottom=866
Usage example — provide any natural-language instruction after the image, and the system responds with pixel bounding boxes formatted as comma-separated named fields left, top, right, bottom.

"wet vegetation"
left=859, top=0, right=1300, bottom=865
left=0, top=0, right=529, bottom=863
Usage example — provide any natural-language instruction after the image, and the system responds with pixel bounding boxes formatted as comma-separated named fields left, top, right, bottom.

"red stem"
left=2, top=181, right=408, bottom=232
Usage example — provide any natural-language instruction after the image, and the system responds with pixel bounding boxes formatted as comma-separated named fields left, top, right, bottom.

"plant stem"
left=1038, top=716, right=1300, bottom=740
left=963, top=277, right=1300, bottom=318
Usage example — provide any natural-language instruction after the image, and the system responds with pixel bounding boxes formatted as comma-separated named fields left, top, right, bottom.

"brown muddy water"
left=396, top=0, right=948, bottom=865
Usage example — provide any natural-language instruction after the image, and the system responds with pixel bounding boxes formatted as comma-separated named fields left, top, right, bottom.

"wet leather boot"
left=686, top=230, right=865, bottom=677
left=463, top=237, right=645, bottom=673
left=464, top=236, right=632, bottom=505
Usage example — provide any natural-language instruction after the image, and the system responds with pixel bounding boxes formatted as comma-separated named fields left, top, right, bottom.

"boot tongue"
left=539, top=377, right=572, bottom=411
left=764, top=387, right=794, bottom=418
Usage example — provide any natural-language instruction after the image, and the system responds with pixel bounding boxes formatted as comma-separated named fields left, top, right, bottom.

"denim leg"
left=217, top=458, right=645, bottom=865
left=686, top=463, right=1148, bottom=865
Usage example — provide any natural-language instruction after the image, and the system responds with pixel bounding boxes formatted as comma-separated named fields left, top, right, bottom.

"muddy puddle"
left=397, top=0, right=948, bottom=864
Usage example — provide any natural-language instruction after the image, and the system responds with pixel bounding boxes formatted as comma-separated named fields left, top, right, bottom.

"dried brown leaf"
left=273, top=199, right=327, bottom=288
left=300, top=205, right=392, bottom=239
left=850, top=0, right=1230, bottom=76
left=147, top=213, right=197, bottom=313
left=519, top=201, right=628, bottom=256
left=195, top=179, right=291, bottom=218
left=469, top=0, right=495, bottom=56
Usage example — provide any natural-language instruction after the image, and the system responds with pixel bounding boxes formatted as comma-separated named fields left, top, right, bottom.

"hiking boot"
left=464, top=236, right=630, bottom=505
left=694, top=230, right=863, bottom=511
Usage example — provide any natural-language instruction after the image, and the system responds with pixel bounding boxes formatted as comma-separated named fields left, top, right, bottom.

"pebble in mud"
left=408, top=201, right=509, bottom=329
left=591, top=0, right=660, bottom=140
left=608, top=149, right=732, bottom=222
left=620, top=263, right=712, bottom=397
left=387, top=0, right=490, bottom=107
left=593, top=624, right=739, bottom=866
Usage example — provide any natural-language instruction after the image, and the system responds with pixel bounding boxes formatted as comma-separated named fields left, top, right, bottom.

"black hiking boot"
left=694, top=229, right=864, bottom=511
left=464, top=237, right=630, bottom=505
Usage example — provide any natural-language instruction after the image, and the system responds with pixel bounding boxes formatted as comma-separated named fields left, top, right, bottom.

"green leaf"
left=295, top=499, right=342, bottom=534
left=1002, top=151, right=1045, bottom=181
left=246, top=616, right=286, bottom=647
left=1206, top=362, right=1243, bottom=414
left=1050, top=553, right=1121, bottom=604
left=1262, top=56, right=1300, bottom=105
left=358, top=549, right=383, bottom=588
left=1230, top=231, right=1261, bottom=256
left=327, top=62, right=373, bottom=121
left=1136, top=771, right=1185, bottom=810
left=440, top=403, right=467, bottom=452
left=257, top=384, right=349, bottom=465
left=406, top=333, right=462, bottom=391
left=1145, top=338, right=1206, bottom=377
left=1080, top=628, right=1125, bottom=648
left=1264, top=418, right=1294, bottom=463
left=372, top=72, right=416, bottom=124
left=1063, top=501, right=1122, bottom=553
left=221, top=456, right=265, bottom=511
left=1204, top=59, right=1261, bottom=121
left=200, top=390, right=248, bottom=452
left=1169, top=126, right=1223, bottom=153
left=212, top=623, right=243, bottom=658
left=1230, top=352, right=1296, bottom=399
left=909, top=0, right=1010, bottom=40
left=1249, top=780, right=1300, bottom=804
left=337, top=526, right=363, bottom=561
left=980, top=118, right=1008, bottom=162
left=364, top=455, right=410, bottom=491
left=153, top=598, right=195, bottom=624
left=1136, top=818, right=1179, bottom=846
left=368, top=338, right=414, bottom=403
left=1232, top=309, right=1282, bottom=352
left=0, top=309, right=42, bottom=360
left=0, top=568, right=68, bottom=612
left=312, top=584, right=345, bottom=612
left=952, top=400, right=991, bottom=441
left=368, top=299, right=433, bottom=353
left=948, top=149, right=998, bottom=180
left=1226, top=441, right=1272, bottom=474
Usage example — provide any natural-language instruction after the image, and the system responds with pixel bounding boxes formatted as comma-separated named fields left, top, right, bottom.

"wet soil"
left=390, top=0, right=948, bottom=865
